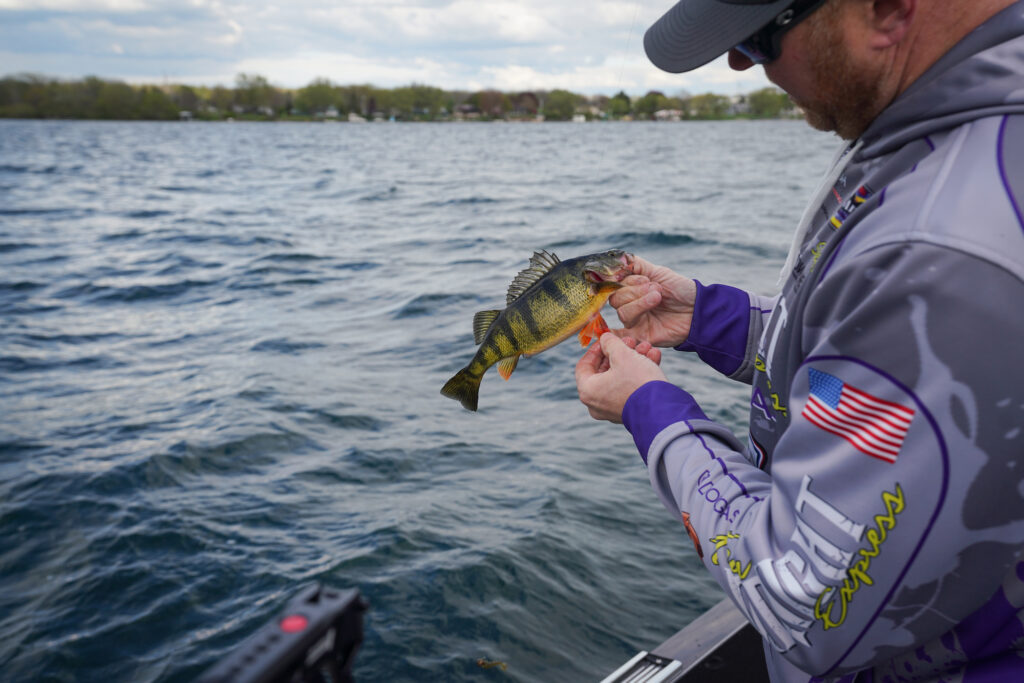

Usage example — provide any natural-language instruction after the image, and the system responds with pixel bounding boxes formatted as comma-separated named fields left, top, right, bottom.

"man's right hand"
left=610, top=255, right=697, bottom=348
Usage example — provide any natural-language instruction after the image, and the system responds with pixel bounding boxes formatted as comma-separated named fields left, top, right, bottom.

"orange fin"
left=578, top=313, right=611, bottom=346
left=682, top=512, right=703, bottom=559
left=497, top=355, right=520, bottom=380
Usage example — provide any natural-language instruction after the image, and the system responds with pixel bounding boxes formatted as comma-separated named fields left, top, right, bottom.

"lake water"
left=0, top=119, right=837, bottom=681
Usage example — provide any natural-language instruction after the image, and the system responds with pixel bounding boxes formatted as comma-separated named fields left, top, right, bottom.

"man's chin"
left=794, top=98, right=874, bottom=141
left=798, top=104, right=837, bottom=134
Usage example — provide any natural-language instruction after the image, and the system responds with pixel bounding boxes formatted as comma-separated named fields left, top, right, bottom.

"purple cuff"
left=676, top=280, right=752, bottom=376
left=622, top=380, right=708, bottom=465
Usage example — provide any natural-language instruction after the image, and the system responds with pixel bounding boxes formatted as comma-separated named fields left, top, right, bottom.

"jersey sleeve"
left=677, top=280, right=777, bottom=384
left=625, top=241, right=1024, bottom=677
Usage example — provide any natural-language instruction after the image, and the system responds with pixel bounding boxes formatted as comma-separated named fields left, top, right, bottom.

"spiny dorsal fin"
left=506, top=250, right=560, bottom=305
left=473, top=310, right=501, bottom=345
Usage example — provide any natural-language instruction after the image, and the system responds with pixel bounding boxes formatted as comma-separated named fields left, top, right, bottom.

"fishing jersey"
left=622, top=4, right=1024, bottom=682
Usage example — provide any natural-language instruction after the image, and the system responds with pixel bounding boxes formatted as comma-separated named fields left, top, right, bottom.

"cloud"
left=475, top=54, right=766, bottom=96
left=212, top=18, right=242, bottom=45
left=0, top=0, right=148, bottom=9
left=221, top=52, right=462, bottom=90
left=0, top=0, right=773, bottom=94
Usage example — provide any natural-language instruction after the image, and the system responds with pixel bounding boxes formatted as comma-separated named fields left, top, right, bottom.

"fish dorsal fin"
left=506, top=250, right=560, bottom=305
left=473, top=310, right=501, bottom=345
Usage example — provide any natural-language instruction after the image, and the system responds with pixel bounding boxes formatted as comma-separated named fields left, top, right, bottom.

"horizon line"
left=0, top=72, right=785, bottom=99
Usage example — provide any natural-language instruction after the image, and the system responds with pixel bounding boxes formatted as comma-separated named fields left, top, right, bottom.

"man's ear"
left=868, top=0, right=916, bottom=48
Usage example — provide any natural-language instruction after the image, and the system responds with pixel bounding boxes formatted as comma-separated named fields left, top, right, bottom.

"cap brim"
left=644, top=0, right=792, bottom=73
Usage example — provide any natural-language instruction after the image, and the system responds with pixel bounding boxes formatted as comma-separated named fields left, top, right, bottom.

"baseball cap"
left=644, top=0, right=797, bottom=73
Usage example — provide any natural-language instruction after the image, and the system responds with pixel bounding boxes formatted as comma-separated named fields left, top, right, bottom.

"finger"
left=602, top=328, right=632, bottom=340
left=628, top=255, right=656, bottom=278
left=599, top=331, right=636, bottom=363
left=602, top=332, right=660, bottom=372
left=622, top=336, right=638, bottom=349
left=608, top=281, right=651, bottom=309
left=574, top=341, right=604, bottom=384
left=620, top=274, right=652, bottom=288
left=634, top=340, right=661, bottom=364
left=616, top=287, right=663, bottom=327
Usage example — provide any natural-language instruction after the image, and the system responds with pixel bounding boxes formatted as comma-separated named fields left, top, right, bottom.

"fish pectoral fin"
left=577, top=313, right=611, bottom=347
left=497, top=355, right=520, bottom=380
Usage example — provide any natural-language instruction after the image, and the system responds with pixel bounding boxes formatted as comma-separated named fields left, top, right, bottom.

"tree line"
left=0, top=73, right=798, bottom=122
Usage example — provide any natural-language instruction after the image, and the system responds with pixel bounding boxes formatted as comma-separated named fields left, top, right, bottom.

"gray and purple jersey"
left=624, top=4, right=1024, bottom=681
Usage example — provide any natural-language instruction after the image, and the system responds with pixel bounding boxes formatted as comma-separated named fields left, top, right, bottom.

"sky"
left=0, top=0, right=773, bottom=96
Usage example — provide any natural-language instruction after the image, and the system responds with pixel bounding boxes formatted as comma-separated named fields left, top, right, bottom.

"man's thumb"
left=599, top=332, right=628, bottom=360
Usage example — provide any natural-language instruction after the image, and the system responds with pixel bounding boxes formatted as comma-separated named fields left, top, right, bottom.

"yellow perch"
left=441, top=249, right=632, bottom=411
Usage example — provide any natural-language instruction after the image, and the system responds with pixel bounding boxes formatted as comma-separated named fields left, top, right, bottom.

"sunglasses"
left=733, top=0, right=830, bottom=64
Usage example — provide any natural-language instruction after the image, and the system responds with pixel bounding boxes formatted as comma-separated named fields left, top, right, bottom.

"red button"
left=280, top=615, right=308, bottom=633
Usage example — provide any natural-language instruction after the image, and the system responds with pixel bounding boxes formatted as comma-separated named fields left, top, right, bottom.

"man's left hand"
left=575, top=333, right=666, bottom=423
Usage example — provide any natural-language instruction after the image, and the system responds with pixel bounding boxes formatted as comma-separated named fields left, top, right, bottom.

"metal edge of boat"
left=601, top=599, right=771, bottom=682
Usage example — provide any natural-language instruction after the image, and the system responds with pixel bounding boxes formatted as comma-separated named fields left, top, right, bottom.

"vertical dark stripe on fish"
left=480, top=339, right=501, bottom=369
left=518, top=299, right=543, bottom=342
left=541, top=277, right=572, bottom=313
left=494, top=320, right=517, bottom=356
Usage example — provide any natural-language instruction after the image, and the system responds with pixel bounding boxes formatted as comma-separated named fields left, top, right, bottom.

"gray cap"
left=644, top=0, right=793, bottom=73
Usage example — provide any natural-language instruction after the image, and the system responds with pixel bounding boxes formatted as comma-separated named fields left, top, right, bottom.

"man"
left=576, top=0, right=1024, bottom=680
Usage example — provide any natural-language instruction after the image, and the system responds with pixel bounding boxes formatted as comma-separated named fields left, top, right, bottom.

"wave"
left=0, top=439, right=47, bottom=459
left=141, top=431, right=316, bottom=482
left=605, top=230, right=704, bottom=247
left=545, top=230, right=706, bottom=252
left=0, top=207, right=83, bottom=216
left=0, top=163, right=62, bottom=174
left=358, top=186, right=399, bottom=202
left=0, top=242, right=36, bottom=253
left=0, top=280, right=46, bottom=293
left=0, top=353, right=126, bottom=373
left=250, top=338, right=326, bottom=354
left=151, top=232, right=292, bottom=248
left=156, top=185, right=208, bottom=193
left=423, top=196, right=500, bottom=207
left=122, top=209, right=172, bottom=220
left=331, top=261, right=380, bottom=271
left=254, top=252, right=330, bottom=264
left=18, top=331, right=127, bottom=345
left=100, top=229, right=144, bottom=241
left=309, top=410, right=389, bottom=432
left=53, top=279, right=215, bottom=303
left=393, top=292, right=480, bottom=319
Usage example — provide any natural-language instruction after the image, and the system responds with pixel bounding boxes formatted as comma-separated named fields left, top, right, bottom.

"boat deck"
left=602, top=599, right=770, bottom=682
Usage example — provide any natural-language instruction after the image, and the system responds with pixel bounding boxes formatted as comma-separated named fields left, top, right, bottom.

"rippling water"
left=0, top=119, right=836, bottom=681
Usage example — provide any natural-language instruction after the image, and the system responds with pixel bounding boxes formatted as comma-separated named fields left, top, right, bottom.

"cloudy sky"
left=0, top=0, right=773, bottom=95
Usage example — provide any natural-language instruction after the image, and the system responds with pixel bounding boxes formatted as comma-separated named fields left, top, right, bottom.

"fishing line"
left=597, top=1, right=643, bottom=181
left=613, top=0, right=644, bottom=97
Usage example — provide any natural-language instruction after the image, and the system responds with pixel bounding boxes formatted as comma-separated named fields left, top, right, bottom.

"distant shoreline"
left=0, top=116, right=809, bottom=124
left=1, top=73, right=802, bottom=123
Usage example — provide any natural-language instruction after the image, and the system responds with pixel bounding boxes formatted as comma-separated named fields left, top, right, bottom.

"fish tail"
left=441, top=367, right=482, bottom=412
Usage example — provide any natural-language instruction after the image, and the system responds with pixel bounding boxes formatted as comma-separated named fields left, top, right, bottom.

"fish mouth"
left=584, top=251, right=633, bottom=284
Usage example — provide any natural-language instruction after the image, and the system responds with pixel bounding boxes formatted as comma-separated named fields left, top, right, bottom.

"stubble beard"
left=785, top=5, right=887, bottom=140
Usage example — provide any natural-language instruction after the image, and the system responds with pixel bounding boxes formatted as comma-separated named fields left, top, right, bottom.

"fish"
left=441, top=249, right=632, bottom=411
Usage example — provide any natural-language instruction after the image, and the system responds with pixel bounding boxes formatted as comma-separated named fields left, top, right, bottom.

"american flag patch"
left=802, top=368, right=915, bottom=464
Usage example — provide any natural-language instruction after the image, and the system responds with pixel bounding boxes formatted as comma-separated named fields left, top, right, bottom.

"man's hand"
left=575, top=333, right=666, bottom=423
left=610, top=256, right=697, bottom=348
